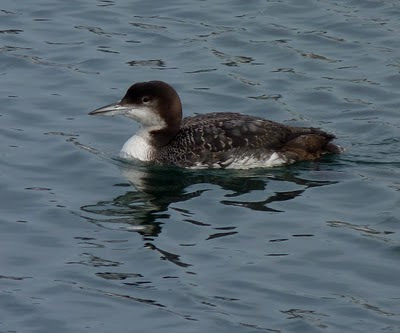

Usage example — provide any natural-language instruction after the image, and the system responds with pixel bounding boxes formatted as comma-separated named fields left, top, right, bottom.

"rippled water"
left=1, top=0, right=400, bottom=332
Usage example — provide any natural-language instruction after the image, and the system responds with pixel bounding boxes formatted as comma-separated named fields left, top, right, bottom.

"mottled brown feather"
left=153, top=112, right=339, bottom=167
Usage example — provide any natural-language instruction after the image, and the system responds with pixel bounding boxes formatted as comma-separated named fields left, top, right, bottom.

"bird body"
left=90, top=81, right=340, bottom=169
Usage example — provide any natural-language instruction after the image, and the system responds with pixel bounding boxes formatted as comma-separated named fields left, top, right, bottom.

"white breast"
left=119, top=131, right=154, bottom=161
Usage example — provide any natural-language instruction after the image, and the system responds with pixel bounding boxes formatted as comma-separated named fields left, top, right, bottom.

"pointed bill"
left=89, top=102, right=131, bottom=116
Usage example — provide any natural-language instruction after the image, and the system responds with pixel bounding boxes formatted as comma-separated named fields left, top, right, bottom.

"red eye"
left=142, top=96, right=150, bottom=103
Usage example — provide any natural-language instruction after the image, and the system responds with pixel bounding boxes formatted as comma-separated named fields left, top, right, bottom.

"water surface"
left=1, top=0, right=400, bottom=332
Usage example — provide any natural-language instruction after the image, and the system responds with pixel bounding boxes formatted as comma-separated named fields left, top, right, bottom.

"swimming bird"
left=89, top=80, right=341, bottom=169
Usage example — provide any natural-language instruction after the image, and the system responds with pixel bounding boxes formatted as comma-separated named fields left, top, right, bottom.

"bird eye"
left=142, top=96, right=150, bottom=103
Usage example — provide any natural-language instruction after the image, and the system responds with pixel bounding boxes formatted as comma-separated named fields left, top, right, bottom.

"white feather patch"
left=188, top=152, right=287, bottom=170
left=119, top=131, right=154, bottom=161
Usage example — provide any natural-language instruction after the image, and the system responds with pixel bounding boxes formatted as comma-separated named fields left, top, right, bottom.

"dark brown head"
left=90, top=81, right=183, bottom=145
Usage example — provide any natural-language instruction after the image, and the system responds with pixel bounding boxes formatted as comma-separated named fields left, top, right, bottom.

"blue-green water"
left=1, top=0, right=400, bottom=332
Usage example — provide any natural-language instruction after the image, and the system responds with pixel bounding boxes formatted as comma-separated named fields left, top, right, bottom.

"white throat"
left=119, top=129, right=155, bottom=161
left=119, top=105, right=167, bottom=161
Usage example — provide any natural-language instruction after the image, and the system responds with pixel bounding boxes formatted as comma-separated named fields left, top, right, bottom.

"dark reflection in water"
left=80, top=161, right=337, bottom=239
left=145, top=242, right=192, bottom=268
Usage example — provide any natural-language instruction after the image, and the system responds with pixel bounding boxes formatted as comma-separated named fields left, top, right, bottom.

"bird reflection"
left=79, top=160, right=338, bottom=269
left=81, top=161, right=337, bottom=238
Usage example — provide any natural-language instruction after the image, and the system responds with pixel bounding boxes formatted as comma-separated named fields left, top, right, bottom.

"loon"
left=89, top=80, right=341, bottom=169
